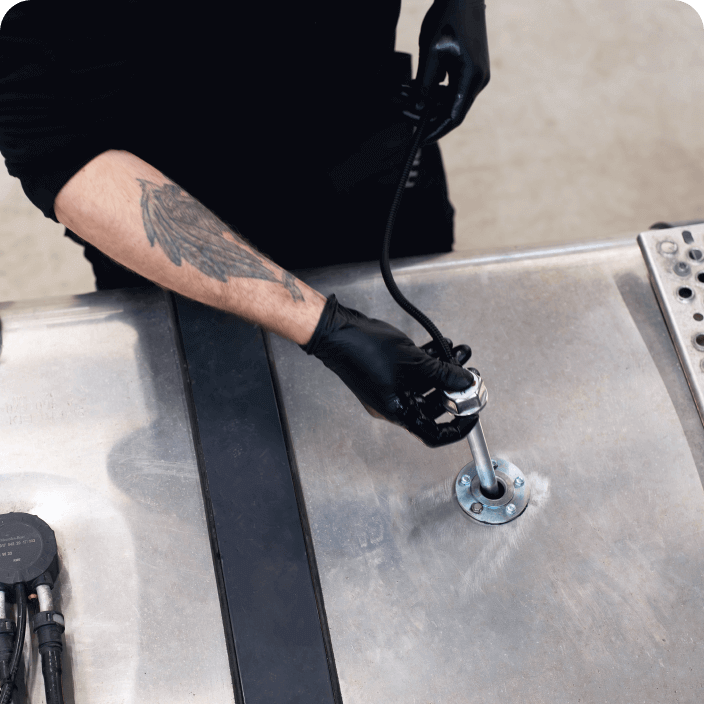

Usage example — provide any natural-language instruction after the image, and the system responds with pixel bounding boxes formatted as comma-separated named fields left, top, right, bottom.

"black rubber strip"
left=170, top=293, right=336, bottom=704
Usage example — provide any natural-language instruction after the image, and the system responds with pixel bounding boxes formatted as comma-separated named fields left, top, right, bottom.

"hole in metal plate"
left=689, top=248, right=704, bottom=262
left=678, top=286, right=694, bottom=301
left=479, top=478, right=506, bottom=501
left=694, top=334, right=704, bottom=351
left=694, top=313, right=704, bottom=322
left=683, top=230, right=695, bottom=244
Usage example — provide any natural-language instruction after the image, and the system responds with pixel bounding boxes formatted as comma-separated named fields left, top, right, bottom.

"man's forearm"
left=54, top=150, right=326, bottom=344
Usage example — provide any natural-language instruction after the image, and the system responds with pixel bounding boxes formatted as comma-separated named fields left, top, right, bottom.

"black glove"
left=301, top=295, right=478, bottom=448
left=416, top=0, right=490, bottom=144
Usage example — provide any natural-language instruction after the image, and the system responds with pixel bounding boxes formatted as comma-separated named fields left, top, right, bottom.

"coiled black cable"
left=380, top=100, right=455, bottom=364
left=0, top=584, right=27, bottom=704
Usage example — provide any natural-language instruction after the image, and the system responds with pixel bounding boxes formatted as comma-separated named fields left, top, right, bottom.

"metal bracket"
left=638, top=224, right=704, bottom=427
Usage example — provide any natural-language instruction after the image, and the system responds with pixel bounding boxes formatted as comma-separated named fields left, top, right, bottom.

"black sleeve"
left=0, top=2, right=127, bottom=223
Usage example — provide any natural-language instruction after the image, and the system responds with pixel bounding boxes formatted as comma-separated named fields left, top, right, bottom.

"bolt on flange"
left=455, top=457, right=530, bottom=525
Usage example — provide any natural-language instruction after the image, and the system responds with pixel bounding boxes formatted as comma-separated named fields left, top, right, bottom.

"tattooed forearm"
left=137, top=179, right=305, bottom=302
left=282, top=271, right=305, bottom=302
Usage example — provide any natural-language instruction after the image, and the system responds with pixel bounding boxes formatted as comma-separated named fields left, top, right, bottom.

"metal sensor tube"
left=467, top=419, right=501, bottom=498
left=0, top=592, right=5, bottom=620
left=36, top=585, right=53, bottom=613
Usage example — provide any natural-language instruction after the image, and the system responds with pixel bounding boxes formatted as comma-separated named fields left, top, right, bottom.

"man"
left=0, top=0, right=490, bottom=446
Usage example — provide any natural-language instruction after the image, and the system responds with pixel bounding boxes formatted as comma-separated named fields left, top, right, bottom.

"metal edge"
left=292, top=235, right=638, bottom=288
left=164, top=291, right=246, bottom=704
left=261, top=331, right=344, bottom=704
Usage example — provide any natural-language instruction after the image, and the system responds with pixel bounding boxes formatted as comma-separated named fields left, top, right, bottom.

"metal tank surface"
left=268, top=239, right=704, bottom=704
left=0, top=288, right=234, bottom=704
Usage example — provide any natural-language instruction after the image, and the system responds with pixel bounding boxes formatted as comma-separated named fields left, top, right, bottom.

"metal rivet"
left=506, top=503, right=517, bottom=515
left=514, top=476, right=525, bottom=488
left=674, top=261, right=691, bottom=277
left=460, top=475, right=471, bottom=486
left=470, top=503, right=484, bottom=514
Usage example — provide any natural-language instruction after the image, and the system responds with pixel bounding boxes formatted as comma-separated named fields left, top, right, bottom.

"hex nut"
left=470, top=503, right=484, bottom=514
left=442, top=370, right=488, bottom=417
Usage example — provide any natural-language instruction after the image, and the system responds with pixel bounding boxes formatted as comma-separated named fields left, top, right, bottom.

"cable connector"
left=32, top=610, right=65, bottom=704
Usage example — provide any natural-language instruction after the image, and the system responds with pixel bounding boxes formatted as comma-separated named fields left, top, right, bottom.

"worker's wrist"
left=296, top=292, right=328, bottom=348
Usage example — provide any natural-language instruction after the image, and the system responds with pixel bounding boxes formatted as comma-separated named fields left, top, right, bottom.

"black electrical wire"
left=39, top=645, right=64, bottom=704
left=380, top=100, right=455, bottom=364
left=0, top=584, right=27, bottom=704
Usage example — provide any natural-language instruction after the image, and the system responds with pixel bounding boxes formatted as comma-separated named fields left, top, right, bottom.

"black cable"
left=31, top=601, right=65, bottom=704
left=39, top=645, right=64, bottom=704
left=0, top=584, right=27, bottom=704
left=380, top=100, right=455, bottom=364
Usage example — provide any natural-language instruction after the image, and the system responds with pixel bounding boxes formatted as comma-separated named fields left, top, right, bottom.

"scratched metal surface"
left=269, top=240, right=704, bottom=704
left=0, top=288, right=234, bottom=704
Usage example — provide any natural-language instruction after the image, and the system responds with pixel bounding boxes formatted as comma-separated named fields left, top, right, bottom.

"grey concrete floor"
left=1, top=0, right=703, bottom=301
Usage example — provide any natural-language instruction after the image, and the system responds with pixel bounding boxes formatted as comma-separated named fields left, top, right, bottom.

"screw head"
left=514, top=476, right=525, bottom=488
left=470, top=502, right=484, bottom=514
left=491, top=460, right=498, bottom=469
left=506, top=503, right=517, bottom=515
left=460, top=474, right=471, bottom=486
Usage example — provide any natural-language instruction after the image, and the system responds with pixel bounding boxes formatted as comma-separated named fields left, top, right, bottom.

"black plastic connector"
left=0, top=620, right=15, bottom=691
left=32, top=611, right=65, bottom=704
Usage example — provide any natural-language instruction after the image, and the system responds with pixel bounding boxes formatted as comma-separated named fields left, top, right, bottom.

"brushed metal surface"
left=0, top=288, right=234, bottom=704
left=270, top=242, right=704, bottom=703
left=638, top=224, right=704, bottom=427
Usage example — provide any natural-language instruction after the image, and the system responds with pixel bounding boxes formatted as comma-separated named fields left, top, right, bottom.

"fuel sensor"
left=0, top=513, right=64, bottom=704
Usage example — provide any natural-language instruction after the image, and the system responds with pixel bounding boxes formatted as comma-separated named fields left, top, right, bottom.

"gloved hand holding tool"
left=416, top=0, right=491, bottom=144
left=302, top=295, right=478, bottom=448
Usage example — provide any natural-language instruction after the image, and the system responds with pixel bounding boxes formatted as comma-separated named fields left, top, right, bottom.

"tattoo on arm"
left=282, top=271, right=305, bottom=302
left=137, top=179, right=304, bottom=302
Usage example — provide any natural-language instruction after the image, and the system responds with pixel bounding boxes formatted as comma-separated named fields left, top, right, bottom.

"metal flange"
left=455, top=457, right=530, bottom=525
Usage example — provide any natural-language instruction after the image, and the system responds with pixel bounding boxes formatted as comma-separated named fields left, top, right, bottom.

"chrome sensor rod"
left=467, top=419, right=500, bottom=497
left=443, top=370, right=500, bottom=496
left=445, top=369, right=531, bottom=524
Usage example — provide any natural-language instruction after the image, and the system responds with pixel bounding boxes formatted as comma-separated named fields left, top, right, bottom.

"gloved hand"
left=416, top=0, right=490, bottom=144
left=301, top=295, right=478, bottom=448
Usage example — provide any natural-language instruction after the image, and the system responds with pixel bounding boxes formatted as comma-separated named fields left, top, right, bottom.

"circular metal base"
left=455, top=458, right=530, bottom=525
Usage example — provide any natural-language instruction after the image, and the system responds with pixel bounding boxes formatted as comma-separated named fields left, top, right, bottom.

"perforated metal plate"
left=638, top=224, right=704, bottom=426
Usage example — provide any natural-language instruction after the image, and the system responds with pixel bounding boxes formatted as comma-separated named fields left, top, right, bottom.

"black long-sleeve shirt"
left=0, top=1, right=453, bottom=271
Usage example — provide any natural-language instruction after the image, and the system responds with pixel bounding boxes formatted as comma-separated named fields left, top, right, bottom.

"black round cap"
left=0, top=513, right=59, bottom=590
